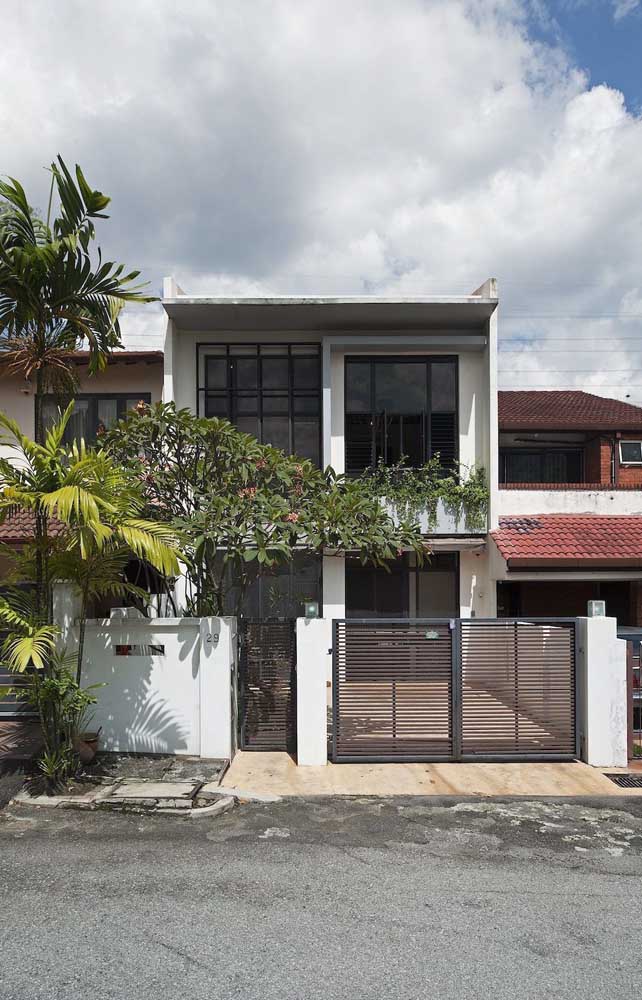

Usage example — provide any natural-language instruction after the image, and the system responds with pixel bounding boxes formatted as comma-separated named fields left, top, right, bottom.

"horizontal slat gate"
left=239, top=620, right=296, bottom=751
left=460, top=619, right=576, bottom=757
left=333, top=620, right=453, bottom=761
left=331, top=618, right=577, bottom=763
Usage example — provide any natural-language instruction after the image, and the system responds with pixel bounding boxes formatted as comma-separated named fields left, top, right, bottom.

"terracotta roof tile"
left=498, top=390, right=642, bottom=431
left=0, top=510, right=65, bottom=544
left=492, top=514, right=642, bottom=566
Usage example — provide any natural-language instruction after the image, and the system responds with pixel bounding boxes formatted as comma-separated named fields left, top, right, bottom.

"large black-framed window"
left=41, top=393, right=151, bottom=445
left=224, top=553, right=322, bottom=619
left=346, top=553, right=459, bottom=619
left=499, top=448, right=584, bottom=484
left=197, top=343, right=321, bottom=464
left=345, top=356, right=458, bottom=474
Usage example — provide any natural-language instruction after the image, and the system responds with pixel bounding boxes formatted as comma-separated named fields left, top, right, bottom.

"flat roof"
left=162, top=294, right=498, bottom=332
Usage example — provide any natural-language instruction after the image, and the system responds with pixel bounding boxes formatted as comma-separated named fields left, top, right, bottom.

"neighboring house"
left=0, top=349, right=164, bottom=732
left=493, top=390, right=642, bottom=625
left=0, top=349, right=163, bottom=459
left=162, top=276, right=499, bottom=620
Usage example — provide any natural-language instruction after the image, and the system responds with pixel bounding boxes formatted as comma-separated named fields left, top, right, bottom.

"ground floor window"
left=346, top=553, right=459, bottom=619
left=227, top=553, right=322, bottom=619
left=497, top=579, right=632, bottom=625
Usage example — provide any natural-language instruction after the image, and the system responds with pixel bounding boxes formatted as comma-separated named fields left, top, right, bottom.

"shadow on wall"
left=81, top=619, right=204, bottom=756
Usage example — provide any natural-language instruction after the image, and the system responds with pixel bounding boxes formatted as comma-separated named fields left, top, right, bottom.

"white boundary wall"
left=81, top=616, right=237, bottom=759
left=577, top=616, right=627, bottom=768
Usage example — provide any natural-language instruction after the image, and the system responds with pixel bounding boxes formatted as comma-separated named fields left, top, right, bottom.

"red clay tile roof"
left=498, top=390, right=642, bottom=431
left=0, top=510, right=66, bottom=544
left=0, top=350, right=163, bottom=369
left=492, top=514, right=642, bottom=567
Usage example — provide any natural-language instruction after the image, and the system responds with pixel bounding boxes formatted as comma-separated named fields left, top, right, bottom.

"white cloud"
left=1, top=1, right=642, bottom=399
left=612, top=0, right=639, bottom=21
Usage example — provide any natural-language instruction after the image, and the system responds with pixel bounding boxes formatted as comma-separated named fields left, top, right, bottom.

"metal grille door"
left=239, top=620, right=297, bottom=751
left=460, top=619, right=576, bottom=757
left=332, top=620, right=453, bottom=762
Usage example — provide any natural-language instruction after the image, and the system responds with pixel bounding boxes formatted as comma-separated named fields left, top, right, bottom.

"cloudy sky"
left=2, top=0, right=641, bottom=399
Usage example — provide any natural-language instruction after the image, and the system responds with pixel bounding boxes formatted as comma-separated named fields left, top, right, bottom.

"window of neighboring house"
left=344, top=357, right=458, bottom=474
left=499, top=448, right=584, bottom=484
left=41, top=394, right=151, bottom=445
left=619, top=441, right=642, bottom=465
left=197, top=344, right=321, bottom=464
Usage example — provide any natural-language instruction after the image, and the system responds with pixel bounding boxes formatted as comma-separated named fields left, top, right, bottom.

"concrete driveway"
left=2, top=795, right=642, bottom=999
left=222, top=750, right=639, bottom=797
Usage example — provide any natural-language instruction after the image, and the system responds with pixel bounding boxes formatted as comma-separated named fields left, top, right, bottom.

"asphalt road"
left=2, top=796, right=642, bottom=1000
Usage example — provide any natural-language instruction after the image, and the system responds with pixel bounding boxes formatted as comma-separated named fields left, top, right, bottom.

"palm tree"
left=0, top=156, right=156, bottom=442
left=0, top=405, right=181, bottom=682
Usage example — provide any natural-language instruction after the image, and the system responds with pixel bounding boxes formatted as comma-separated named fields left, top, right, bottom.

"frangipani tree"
left=0, top=157, right=155, bottom=440
left=106, top=402, right=428, bottom=616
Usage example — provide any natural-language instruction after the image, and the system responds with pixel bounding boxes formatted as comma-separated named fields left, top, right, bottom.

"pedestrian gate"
left=238, top=619, right=297, bottom=751
left=332, top=618, right=577, bottom=762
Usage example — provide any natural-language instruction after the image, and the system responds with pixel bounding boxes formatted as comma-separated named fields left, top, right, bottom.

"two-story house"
left=162, top=276, right=499, bottom=622
left=492, top=389, right=642, bottom=626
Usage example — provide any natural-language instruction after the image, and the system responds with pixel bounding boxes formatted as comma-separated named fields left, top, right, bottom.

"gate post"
left=199, top=617, right=235, bottom=760
left=296, top=618, right=330, bottom=766
left=577, top=616, right=627, bottom=767
left=452, top=618, right=462, bottom=761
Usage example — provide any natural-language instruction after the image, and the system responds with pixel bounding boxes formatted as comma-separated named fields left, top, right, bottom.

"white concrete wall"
left=296, top=617, right=331, bottom=765
left=322, top=554, right=345, bottom=624
left=460, top=549, right=494, bottom=617
left=577, top=615, right=627, bottom=768
left=498, top=488, right=642, bottom=517
left=52, top=584, right=82, bottom=656
left=80, top=616, right=235, bottom=759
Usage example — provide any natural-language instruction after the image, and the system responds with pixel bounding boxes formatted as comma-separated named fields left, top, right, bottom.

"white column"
left=296, top=617, right=330, bottom=765
left=458, top=549, right=494, bottom=618
left=577, top=615, right=627, bottom=767
left=323, top=554, right=345, bottom=621
left=199, top=616, right=235, bottom=760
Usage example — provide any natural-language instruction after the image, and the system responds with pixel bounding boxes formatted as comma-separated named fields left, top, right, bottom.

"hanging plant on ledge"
left=356, top=458, right=488, bottom=534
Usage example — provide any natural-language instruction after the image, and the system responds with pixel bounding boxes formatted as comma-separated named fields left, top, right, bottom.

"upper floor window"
left=499, top=448, right=583, bottom=485
left=345, top=356, right=458, bottom=474
left=42, top=394, right=151, bottom=445
left=198, top=344, right=321, bottom=464
left=620, top=441, right=642, bottom=465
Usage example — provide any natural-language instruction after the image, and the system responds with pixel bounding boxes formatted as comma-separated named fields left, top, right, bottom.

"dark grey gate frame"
left=238, top=617, right=297, bottom=752
left=331, top=617, right=580, bottom=764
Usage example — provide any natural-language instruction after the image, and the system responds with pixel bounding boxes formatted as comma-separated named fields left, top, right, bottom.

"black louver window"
left=345, top=357, right=458, bottom=474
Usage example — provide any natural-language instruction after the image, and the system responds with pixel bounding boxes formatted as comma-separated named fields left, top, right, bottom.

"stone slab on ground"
left=109, top=779, right=200, bottom=800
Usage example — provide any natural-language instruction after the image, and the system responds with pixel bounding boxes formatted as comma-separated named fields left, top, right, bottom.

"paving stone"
left=109, top=780, right=199, bottom=800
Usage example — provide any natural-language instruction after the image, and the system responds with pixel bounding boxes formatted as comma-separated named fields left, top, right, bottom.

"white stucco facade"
left=162, top=279, right=499, bottom=620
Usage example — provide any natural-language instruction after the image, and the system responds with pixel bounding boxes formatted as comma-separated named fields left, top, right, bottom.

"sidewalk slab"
left=221, top=751, right=642, bottom=798
left=109, top=780, right=199, bottom=800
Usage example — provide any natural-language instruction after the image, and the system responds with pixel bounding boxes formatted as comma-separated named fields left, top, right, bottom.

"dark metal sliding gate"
left=332, top=618, right=577, bottom=762
left=238, top=619, right=297, bottom=751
